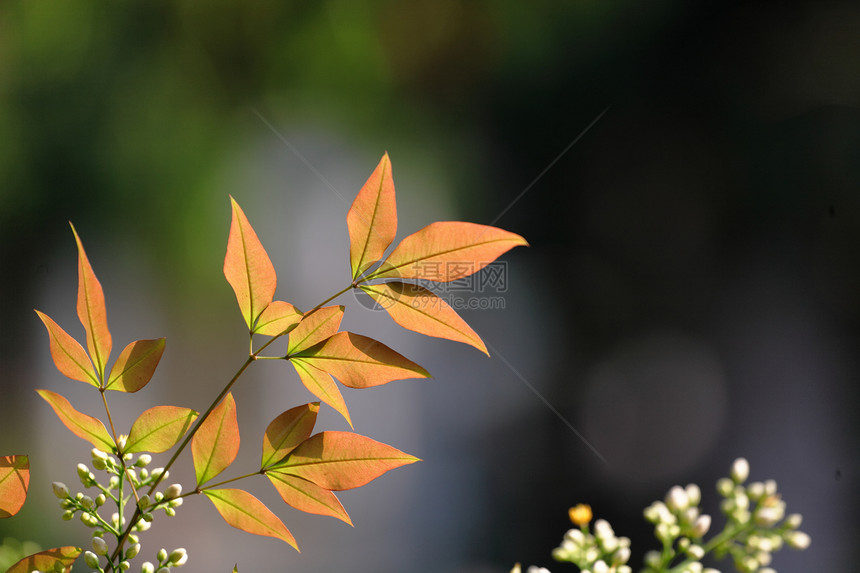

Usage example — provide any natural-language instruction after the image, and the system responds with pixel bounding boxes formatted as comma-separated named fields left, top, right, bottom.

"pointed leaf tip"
left=35, top=310, right=99, bottom=387
left=224, top=198, right=278, bottom=330
left=37, top=389, right=114, bottom=451
left=261, top=402, right=320, bottom=469
left=370, top=221, right=527, bottom=282
left=360, top=282, right=488, bottom=354
left=348, top=153, right=397, bottom=280
left=205, top=488, right=298, bottom=551
left=71, top=224, right=112, bottom=379
left=0, top=455, right=29, bottom=518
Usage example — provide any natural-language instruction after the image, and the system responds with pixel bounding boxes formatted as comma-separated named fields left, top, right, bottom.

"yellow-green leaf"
left=254, top=301, right=303, bottom=336
left=126, top=406, right=198, bottom=454
left=192, top=393, right=239, bottom=486
left=0, top=455, right=29, bottom=518
left=269, top=431, right=419, bottom=490
left=34, top=310, right=98, bottom=387
left=347, top=153, right=397, bottom=280
left=105, top=338, right=166, bottom=393
left=291, top=359, right=352, bottom=428
left=261, top=402, right=319, bottom=470
left=71, top=223, right=112, bottom=379
left=287, top=305, right=344, bottom=355
left=204, top=488, right=298, bottom=551
left=224, top=197, right=277, bottom=330
left=5, top=546, right=82, bottom=573
left=368, top=221, right=528, bottom=282
left=360, top=282, right=488, bottom=354
left=37, top=389, right=114, bottom=451
left=266, top=471, right=352, bottom=525
left=293, top=332, right=429, bottom=388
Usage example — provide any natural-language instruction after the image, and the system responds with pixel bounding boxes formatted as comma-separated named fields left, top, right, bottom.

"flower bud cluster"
left=53, top=450, right=188, bottom=572
left=641, top=482, right=712, bottom=572
left=712, top=458, right=811, bottom=572
left=139, top=547, right=188, bottom=573
left=551, top=505, right=632, bottom=573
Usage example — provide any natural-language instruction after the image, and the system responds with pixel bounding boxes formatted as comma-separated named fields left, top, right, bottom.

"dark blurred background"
left=1, top=1, right=858, bottom=571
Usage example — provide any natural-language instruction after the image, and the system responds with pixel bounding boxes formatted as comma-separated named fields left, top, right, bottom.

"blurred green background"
left=1, top=1, right=858, bottom=571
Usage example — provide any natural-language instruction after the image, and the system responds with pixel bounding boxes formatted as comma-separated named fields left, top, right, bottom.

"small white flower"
left=52, top=482, right=69, bottom=499
left=169, top=548, right=188, bottom=566
left=666, top=486, right=690, bottom=511
left=135, top=454, right=152, bottom=467
left=731, top=458, right=750, bottom=483
left=785, top=513, right=803, bottom=529
left=83, top=551, right=100, bottom=569
left=785, top=530, right=811, bottom=549
left=687, top=544, right=705, bottom=560
left=140, top=563, right=155, bottom=573
left=692, top=514, right=711, bottom=537
left=164, top=484, right=182, bottom=500
left=685, top=483, right=702, bottom=506
left=92, top=537, right=109, bottom=555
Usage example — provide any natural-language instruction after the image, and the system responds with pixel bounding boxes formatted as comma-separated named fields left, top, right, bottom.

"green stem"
left=197, top=470, right=264, bottom=492
left=665, top=522, right=753, bottom=573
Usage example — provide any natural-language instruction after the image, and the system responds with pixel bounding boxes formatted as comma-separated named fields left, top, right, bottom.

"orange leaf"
left=347, top=153, right=397, bottom=280
left=0, top=455, right=29, bottom=518
left=192, top=393, right=239, bottom=486
left=291, top=359, right=352, bottom=428
left=368, top=221, right=528, bottom=282
left=254, top=301, right=303, bottom=336
left=292, top=332, right=429, bottom=388
left=5, top=546, right=82, bottom=573
left=105, top=338, right=166, bottom=393
left=268, top=431, right=419, bottom=490
left=71, top=223, right=112, bottom=379
left=34, top=310, right=98, bottom=387
left=37, top=389, right=114, bottom=451
left=261, top=402, right=319, bottom=469
left=359, top=282, right=487, bottom=354
left=204, top=488, right=298, bottom=551
left=126, top=406, right=198, bottom=454
left=287, top=305, right=344, bottom=355
left=266, top=471, right=352, bottom=525
left=224, top=197, right=277, bottom=330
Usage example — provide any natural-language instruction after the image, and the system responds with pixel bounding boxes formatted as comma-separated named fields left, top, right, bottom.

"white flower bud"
left=593, top=560, right=608, bottom=573
left=565, top=528, right=585, bottom=544
left=52, top=482, right=69, bottom=498
left=95, top=494, right=106, bottom=507
left=62, top=510, right=74, bottom=520
left=685, top=483, right=701, bottom=506
left=157, top=548, right=168, bottom=562
left=692, top=514, right=711, bottom=537
left=687, top=544, right=705, bottom=560
left=785, top=531, right=811, bottom=549
left=169, top=497, right=183, bottom=508
left=731, top=458, right=749, bottom=483
left=138, top=495, right=151, bottom=510
left=92, top=448, right=108, bottom=461
left=116, top=435, right=128, bottom=451
left=741, top=556, right=759, bottom=571
left=125, top=544, right=141, bottom=559
left=169, top=548, right=188, bottom=566
left=594, top=519, right=614, bottom=540
left=125, top=468, right=137, bottom=482
left=120, top=562, right=130, bottom=571
left=510, top=565, right=522, bottom=573
left=140, top=563, right=155, bottom=573
left=80, top=495, right=95, bottom=510
left=165, top=507, right=176, bottom=517
left=92, top=537, right=109, bottom=555
left=754, top=504, right=785, bottom=527
left=614, top=547, right=631, bottom=564
left=164, top=484, right=182, bottom=500
left=763, top=479, right=777, bottom=496
left=135, top=454, right=152, bottom=468
left=84, top=551, right=100, bottom=568
left=644, top=551, right=662, bottom=568
left=666, top=486, right=690, bottom=511
left=747, top=481, right=764, bottom=500
left=785, top=513, right=802, bottom=529
left=716, top=478, right=734, bottom=497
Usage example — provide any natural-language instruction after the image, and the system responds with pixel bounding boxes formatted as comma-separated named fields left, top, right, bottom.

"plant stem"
left=197, top=470, right=264, bottom=491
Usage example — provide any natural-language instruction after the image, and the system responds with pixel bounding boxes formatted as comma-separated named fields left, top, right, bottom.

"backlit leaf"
left=71, top=223, right=112, bottom=379
left=224, top=197, right=277, bottom=330
left=105, top=338, right=166, bottom=393
left=204, top=488, right=298, bottom=551
left=254, top=301, right=303, bottom=336
left=0, top=455, right=29, bottom=518
left=293, top=332, right=429, bottom=388
left=34, top=310, right=98, bottom=387
left=261, top=402, right=319, bottom=470
left=347, top=153, right=397, bottom=280
left=368, top=221, right=528, bottom=282
left=192, top=393, right=239, bottom=486
left=287, top=305, right=344, bottom=355
left=5, top=546, right=82, bottom=573
left=126, top=406, right=198, bottom=454
left=268, top=431, right=419, bottom=490
left=291, top=359, right=352, bottom=428
left=266, top=471, right=352, bottom=525
left=37, top=389, right=113, bottom=451
left=360, top=282, right=488, bottom=354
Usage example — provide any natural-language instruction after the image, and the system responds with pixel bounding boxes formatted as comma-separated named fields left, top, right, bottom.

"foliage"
left=0, top=153, right=527, bottom=572
left=513, top=459, right=810, bottom=573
